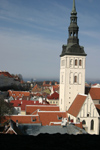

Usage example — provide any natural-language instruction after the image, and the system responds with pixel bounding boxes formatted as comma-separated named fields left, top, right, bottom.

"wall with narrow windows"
left=59, top=55, right=86, bottom=111
left=68, top=94, right=99, bottom=135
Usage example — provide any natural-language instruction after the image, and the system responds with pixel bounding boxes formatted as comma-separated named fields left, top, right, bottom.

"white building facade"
left=68, top=94, right=99, bottom=135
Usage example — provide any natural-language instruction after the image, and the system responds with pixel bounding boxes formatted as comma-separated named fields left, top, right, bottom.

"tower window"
left=74, top=76, right=77, bottom=83
left=75, top=59, right=77, bottom=66
left=73, top=32, right=76, bottom=36
left=79, top=60, right=82, bottom=66
left=70, top=32, right=72, bottom=36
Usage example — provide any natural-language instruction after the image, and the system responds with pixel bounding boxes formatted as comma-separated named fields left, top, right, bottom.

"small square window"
left=32, top=117, right=36, bottom=122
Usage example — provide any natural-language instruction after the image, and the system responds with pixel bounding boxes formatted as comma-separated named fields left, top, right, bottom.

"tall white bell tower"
left=59, top=0, right=87, bottom=111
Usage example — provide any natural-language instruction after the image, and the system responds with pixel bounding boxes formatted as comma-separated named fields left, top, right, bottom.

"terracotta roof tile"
left=38, top=111, right=67, bottom=126
left=2, top=115, right=41, bottom=124
left=47, top=92, right=59, bottom=100
left=89, top=88, right=100, bottom=100
left=26, top=105, right=60, bottom=115
left=68, top=94, right=87, bottom=117
left=0, top=71, right=13, bottom=78
left=10, top=100, right=49, bottom=111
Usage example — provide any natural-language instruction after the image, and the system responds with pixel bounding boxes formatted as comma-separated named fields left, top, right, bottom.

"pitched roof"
left=2, top=111, right=67, bottom=126
left=38, top=111, right=67, bottom=126
left=89, top=88, right=100, bottom=100
left=0, top=71, right=13, bottom=78
left=95, top=105, right=100, bottom=115
left=52, top=85, right=59, bottom=92
left=8, top=90, right=30, bottom=99
left=3, top=115, right=41, bottom=124
left=68, top=94, right=87, bottom=117
left=47, top=92, right=59, bottom=100
left=32, top=84, right=41, bottom=92
left=26, top=105, right=60, bottom=115
left=10, top=100, right=49, bottom=111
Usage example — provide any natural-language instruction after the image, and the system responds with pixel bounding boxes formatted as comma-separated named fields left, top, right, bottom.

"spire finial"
left=71, top=0, right=77, bottom=14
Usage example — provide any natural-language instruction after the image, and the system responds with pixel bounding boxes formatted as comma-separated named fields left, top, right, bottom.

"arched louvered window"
left=79, top=60, right=82, bottom=66
left=75, top=59, right=77, bottom=66
left=74, top=76, right=77, bottom=83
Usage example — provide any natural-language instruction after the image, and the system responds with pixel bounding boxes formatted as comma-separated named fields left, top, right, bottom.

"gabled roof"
left=38, top=111, right=67, bottom=126
left=32, top=84, right=42, bottom=92
left=10, top=100, right=49, bottom=111
left=5, top=120, right=23, bottom=135
left=89, top=88, right=100, bottom=100
left=68, top=94, right=87, bottom=117
left=47, top=92, right=59, bottom=100
left=26, top=105, right=59, bottom=115
left=3, top=115, right=41, bottom=124
left=2, top=111, right=67, bottom=126
left=0, top=71, right=13, bottom=78
left=8, top=90, right=30, bottom=99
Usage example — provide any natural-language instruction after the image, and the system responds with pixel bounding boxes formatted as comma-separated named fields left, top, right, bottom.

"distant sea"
left=23, top=78, right=59, bottom=82
left=24, top=78, right=100, bottom=84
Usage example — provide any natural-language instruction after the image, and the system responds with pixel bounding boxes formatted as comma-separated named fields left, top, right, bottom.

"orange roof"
left=2, top=115, right=41, bottom=124
left=38, top=111, right=67, bottom=126
left=32, top=84, right=41, bottom=92
left=89, top=88, right=100, bottom=100
left=52, top=85, right=59, bottom=92
left=8, top=90, right=30, bottom=99
left=47, top=92, right=59, bottom=100
left=68, top=94, right=87, bottom=117
left=0, top=71, right=13, bottom=78
left=95, top=104, right=100, bottom=110
left=2, top=111, right=67, bottom=126
left=26, top=105, right=60, bottom=115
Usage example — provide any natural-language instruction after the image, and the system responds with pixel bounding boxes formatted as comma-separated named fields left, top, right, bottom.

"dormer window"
left=32, top=117, right=36, bottom=122
left=58, top=115, right=62, bottom=120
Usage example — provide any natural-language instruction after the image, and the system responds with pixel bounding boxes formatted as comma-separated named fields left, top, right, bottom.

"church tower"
left=59, top=0, right=87, bottom=111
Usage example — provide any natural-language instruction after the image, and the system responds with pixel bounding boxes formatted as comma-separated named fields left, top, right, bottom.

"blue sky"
left=0, top=0, right=100, bottom=82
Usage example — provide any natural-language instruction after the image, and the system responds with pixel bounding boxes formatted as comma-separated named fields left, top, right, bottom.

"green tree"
left=0, top=95, right=13, bottom=123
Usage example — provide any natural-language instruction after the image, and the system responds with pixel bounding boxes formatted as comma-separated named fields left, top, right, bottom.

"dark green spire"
left=71, top=0, right=77, bottom=15
left=60, top=0, right=87, bottom=57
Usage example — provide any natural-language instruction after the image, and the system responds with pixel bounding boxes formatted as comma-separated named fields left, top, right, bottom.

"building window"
left=90, top=120, right=94, bottom=130
left=74, top=76, right=77, bottom=83
left=32, top=117, right=36, bottom=122
left=82, top=120, right=86, bottom=125
left=58, top=116, right=62, bottom=120
left=79, top=60, right=82, bottom=66
left=75, top=59, right=77, bottom=66
left=87, top=113, right=89, bottom=117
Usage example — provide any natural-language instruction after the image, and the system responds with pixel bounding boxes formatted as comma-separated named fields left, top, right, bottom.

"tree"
left=0, top=95, right=13, bottom=123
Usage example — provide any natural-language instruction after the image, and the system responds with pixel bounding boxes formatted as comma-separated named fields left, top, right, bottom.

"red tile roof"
left=8, top=90, right=30, bottom=99
left=89, top=88, right=100, bottom=100
left=2, top=111, right=67, bottom=126
left=10, top=100, right=49, bottom=111
left=32, top=84, right=41, bottom=92
left=0, top=71, right=13, bottom=78
left=2, top=115, right=41, bottom=124
left=26, top=105, right=60, bottom=115
left=38, top=111, right=67, bottom=126
left=47, top=92, right=59, bottom=100
left=95, top=104, right=100, bottom=110
left=68, top=94, right=87, bottom=117
left=52, top=85, right=59, bottom=92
